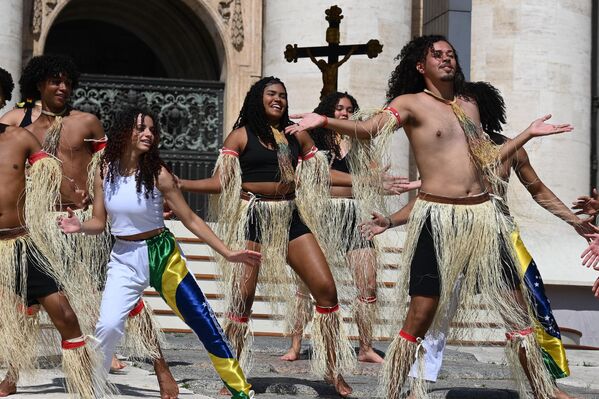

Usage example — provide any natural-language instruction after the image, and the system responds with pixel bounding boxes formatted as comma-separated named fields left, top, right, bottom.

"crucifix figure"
left=284, top=5, right=383, bottom=100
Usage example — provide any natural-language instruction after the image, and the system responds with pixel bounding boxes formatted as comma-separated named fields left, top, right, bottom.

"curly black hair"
left=0, top=67, right=14, bottom=103
left=101, top=107, right=165, bottom=198
left=233, top=76, right=292, bottom=149
left=387, top=35, right=465, bottom=100
left=463, top=81, right=506, bottom=144
left=19, top=54, right=80, bottom=101
left=310, top=92, right=359, bottom=160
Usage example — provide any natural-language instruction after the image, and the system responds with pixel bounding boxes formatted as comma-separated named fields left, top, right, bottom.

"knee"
left=311, top=281, right=338, bottom=307
left=95, top=313, right=126, bottom=340
left=53, top=308, right=81, bottom=336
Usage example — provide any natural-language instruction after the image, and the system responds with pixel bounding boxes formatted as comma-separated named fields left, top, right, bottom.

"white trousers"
left=95, top=238, right=150, bottom=372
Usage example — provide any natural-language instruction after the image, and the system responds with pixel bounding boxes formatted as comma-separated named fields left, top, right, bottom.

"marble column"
left=471, top=0, right=597, bottom=345
left=0, top=0, right=23, bottom=108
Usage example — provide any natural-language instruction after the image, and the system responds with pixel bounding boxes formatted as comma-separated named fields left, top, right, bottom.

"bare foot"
left=157, top=371, right=179, bottom=399
left=325, top=373, right=353, bottom=398
left=553, top=387, right=580, bottom=399
left=110, top=355, right=127, bottom=373
left=280, top=348, right=301, bottom=361
left=218, top=386, right=230, bottom=396
left=357, top=347, right=384, bottom=364
left=0, top=378, right=16, bottom=397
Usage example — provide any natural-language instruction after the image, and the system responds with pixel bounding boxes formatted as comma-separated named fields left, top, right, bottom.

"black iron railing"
left=72, top=74, right=224, bottom=216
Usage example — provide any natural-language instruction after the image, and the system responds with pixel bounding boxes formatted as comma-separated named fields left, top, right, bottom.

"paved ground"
left=3, top=334, right=599, bottom=398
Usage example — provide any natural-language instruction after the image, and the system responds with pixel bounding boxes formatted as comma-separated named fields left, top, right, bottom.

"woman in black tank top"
left=180, top=77, right=355, bottom=397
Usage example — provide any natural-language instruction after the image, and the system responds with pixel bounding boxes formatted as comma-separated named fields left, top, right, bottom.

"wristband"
left=385, top=216, right=393, bottom=228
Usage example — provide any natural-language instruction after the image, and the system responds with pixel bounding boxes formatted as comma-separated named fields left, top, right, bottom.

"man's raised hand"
left=525, top=114, right=573, bottom=138
left=285, top=113, right=326, bottom=135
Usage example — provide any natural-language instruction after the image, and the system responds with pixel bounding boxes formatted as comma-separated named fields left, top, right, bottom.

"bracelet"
left=321, top=115, right=328, bottom=128
left=385, top=216, right=393, bottom=228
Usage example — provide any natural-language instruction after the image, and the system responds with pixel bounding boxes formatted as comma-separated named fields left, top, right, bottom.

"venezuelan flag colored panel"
left=511, top=231, right=569, bottom=378
left=147, top=230, right=252, bottom=398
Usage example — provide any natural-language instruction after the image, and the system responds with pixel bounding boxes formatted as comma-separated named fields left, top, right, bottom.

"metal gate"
left=72, top=74, right=224, bottom=217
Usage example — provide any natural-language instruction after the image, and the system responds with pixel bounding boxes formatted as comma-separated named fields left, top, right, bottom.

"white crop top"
left=104, top=174, right=165, bottom=236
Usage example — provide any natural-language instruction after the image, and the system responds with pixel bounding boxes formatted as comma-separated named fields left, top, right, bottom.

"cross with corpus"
left=284, top=5, right=383, bottom=100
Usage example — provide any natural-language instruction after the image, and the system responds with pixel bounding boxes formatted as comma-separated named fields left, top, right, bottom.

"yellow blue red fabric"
left=511, top=231, right=569, bottom=379
left=147, top=229, right=253, bottom=398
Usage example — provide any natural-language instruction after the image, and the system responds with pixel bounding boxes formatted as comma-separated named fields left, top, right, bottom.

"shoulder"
left=388, top=93, right=421, bottom=107
left=223, top=126, right=248, bottom=152
left=2, top=125, right=40, bottom=149
left=69, top=110, right=102, bottom=126
left=0, top=108, right=26, bottom=126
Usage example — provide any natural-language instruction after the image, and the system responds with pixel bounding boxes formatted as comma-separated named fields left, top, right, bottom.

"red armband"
left=301, top=146, right=318, bottom=161
left=92, top=141, right=107, bottom=153
left=84, top=136, right=108, bottom=153
left=384, top=106, right=402, bottom=126
left=220, top=147, right=239, bottom=157
left=28, top=151, right=49, bottom=165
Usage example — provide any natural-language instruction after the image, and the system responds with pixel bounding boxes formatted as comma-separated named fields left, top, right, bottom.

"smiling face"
left=417, top=40, right=457, bottom=82
left=130, top=114, right=156, bottom=154
left=38, top=73, right=72, bottom=110
left=262, top=82, right=287, bottom=124
left=334, top=96, right=354, bottom=120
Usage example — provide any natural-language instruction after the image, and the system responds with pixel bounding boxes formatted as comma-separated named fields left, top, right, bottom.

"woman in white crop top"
left=58, top=107, right=259, bottom=399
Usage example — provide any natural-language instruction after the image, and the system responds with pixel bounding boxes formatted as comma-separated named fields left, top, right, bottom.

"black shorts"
left=15, top=241, right=60, bottom=306
left=247, top=208, right=311, bottom=244
left=408, top=215, right=520, bottom=297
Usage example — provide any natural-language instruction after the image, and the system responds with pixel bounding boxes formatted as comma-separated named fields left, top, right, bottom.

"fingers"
left=540, top=114, right=552, bottom=122
left=288, top=113, right=307, bottom=119
left=593, top=188, right=598, bottom=199
left=66, top=207, right=75, bottom=218
left=284, top=125, right=302, bottom=135
left=593, top=278, right=599, bottom=298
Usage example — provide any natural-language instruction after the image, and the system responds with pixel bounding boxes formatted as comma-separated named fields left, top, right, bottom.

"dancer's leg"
left=287, top=232, right=353, bottom=397
left=149, top=232, right=253, bottom=399
left=281, top=282, right=311, bottom=361
left=347, top=247, right=383, bottom=363
left=95, top=255, right=146, bottom=373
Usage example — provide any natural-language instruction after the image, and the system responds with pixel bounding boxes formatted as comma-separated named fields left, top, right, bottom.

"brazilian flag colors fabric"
left=146, top=230, right=253, bottom=398
left=511, top=231, right=570, bottom=379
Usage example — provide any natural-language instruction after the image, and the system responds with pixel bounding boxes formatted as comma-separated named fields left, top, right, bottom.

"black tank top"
left=330, top=156, right=350, bottom=174
left=239, top=126, right=300, bottom=183
left=19, top=107, right=33, bottom=127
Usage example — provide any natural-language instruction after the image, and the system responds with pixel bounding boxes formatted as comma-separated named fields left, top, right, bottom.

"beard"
left=440, top=72, right=455, bottom=82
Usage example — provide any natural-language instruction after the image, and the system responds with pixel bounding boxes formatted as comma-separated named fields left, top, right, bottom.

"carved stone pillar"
left=0, top=0, right=24, bottom=107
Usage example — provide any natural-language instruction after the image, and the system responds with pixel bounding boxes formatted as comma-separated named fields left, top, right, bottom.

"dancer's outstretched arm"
left=179, top=129, right=246, bottom=194
left=286, top=95, right=413, bottom=140
left=157, top=166, right=261, bottom=267
left=513, top=147, right=597, bottom=238
left=499, top=114, right=573, bottom=163
left=57, top=169, right=107, bottom=235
